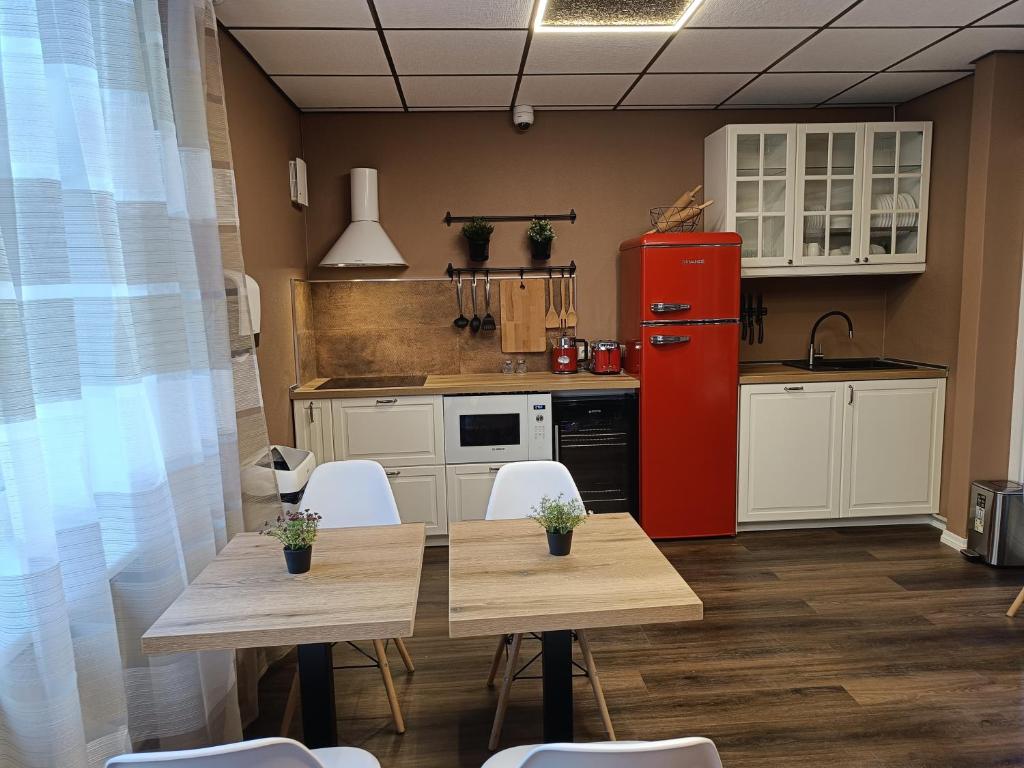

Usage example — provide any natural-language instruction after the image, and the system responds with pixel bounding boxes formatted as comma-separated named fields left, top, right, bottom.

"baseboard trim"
left=738, top=515, right=937, bottom=533
left=940, top=528, right=968, bottom=551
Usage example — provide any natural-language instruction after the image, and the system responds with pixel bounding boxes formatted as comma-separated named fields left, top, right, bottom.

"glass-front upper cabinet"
left=859, top=122, right=931, bottom=264
left=794, top=124, right=863, bottom=266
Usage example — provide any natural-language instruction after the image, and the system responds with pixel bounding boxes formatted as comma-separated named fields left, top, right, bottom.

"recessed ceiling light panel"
left=535, top=0, right=707, bottom=32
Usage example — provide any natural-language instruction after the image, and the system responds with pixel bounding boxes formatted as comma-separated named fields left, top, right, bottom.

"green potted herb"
left=261, top=509, right=322, bottom=573
left=527, top=219, right=555, bottom=260
left=529, top=494, right=587, bottom=556
left=461, top=217, right=495, bottom=262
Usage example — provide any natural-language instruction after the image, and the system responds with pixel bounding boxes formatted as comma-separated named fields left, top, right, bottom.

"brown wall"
left=888, top=75, right=974, bottom=523
left=221, top=32, right=307, bottom=445
left=300, top=107, right=891, bottom=353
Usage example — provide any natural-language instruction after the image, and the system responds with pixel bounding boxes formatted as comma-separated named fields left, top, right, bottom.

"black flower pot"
left=283, top=546, right=312, bottom=574
left=468, top=239, right=490, bottom=262
left=546, top=531, right=573, bottom=556
left=530, top=239, right=552, bottom=261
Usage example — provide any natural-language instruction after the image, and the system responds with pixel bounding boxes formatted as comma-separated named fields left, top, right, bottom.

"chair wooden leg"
left=393, top=637, right=415, bottom=672
left=576, top=630, right=616, bottom=741
left=488, top=633, right=522, bottom=751
left=1008, top=586, right=1024, bottom=617
left=372, top=639, right=406, bottom=734
left=280, top=669, right=300, bottom=737
left=486, top=635, right=507, bottom=688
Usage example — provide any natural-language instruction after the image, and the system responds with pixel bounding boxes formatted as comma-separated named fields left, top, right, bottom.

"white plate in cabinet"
left=293, top=399, right=335, bottom=466
left=738, top=382, right=844, bottom=522
left=384, top=465, right=447, bottom=536
left=332, top=395, right=444, bottom=467
left=446, top=462, right=507, bottom=523
left=841, top=379, right=944, bottom=518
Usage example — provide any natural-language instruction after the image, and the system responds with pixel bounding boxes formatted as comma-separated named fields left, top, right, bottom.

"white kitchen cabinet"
left=384, top=465, right=447, bottom=536
left=705, top=121, right=931, bottom=278
left=738, top=382, right=844, bottom=522
left=446, top=462, right=507, bottom=523
left=332, top=395, right=444, bottom=468
left=293, top=399, right=335, bottom=465
left=841, top=379, right=945, bottom=518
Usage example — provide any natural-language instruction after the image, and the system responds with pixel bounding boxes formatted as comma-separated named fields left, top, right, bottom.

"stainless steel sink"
left=783, top=357, right=920, bottom=372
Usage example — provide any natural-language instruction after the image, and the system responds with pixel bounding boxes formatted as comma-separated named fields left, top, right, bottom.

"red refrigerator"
left=619, top=231, right=741, bottom=539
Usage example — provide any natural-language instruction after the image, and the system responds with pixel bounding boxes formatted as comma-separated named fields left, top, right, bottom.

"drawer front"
left=333, top=396, right=443, bottom=467
left=446, top=462, right=507, bottom=523
left=384, top=465, right=447, bottom=536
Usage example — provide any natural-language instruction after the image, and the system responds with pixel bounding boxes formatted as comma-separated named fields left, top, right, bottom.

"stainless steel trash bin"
left=962, top=480, right=1024, bottom=566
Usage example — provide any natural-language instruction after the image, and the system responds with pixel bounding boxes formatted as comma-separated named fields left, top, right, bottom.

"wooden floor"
left=245, top=526, right=1024, bottom=767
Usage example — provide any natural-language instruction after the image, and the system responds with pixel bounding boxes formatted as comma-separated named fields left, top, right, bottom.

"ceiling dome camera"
left=513, top=105, right=534, bottom=132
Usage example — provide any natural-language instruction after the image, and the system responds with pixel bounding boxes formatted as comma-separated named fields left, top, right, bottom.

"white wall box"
left=738, top=378, right=945, bottom=523
left=706, top=121, right=931, bottom=278
left=331, top=395, right=444, bottom=467
left=293, top=399, right=335, bottom=466
left=446, top=462, right=507, bottom=524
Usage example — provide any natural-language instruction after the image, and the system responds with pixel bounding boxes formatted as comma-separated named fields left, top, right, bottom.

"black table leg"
left=541, top=630, right=574, bottom=742
left=297, top=642, right=337, bottom=748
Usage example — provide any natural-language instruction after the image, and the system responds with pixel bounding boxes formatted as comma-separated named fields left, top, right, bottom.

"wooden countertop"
left=291, top=371, right=640, bottom=399
left=740, top=361, right=947, bottom=385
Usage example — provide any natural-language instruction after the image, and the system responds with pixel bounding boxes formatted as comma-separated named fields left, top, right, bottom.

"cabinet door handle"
left=385, top=470, right=401, bottom=477
left=307, top=402, right=315, bottom=423
left=488, top=465, right=502, bottom=472
left=783, top=386, right=804, bottom=392
left=553, top=425, right=560, bottom=462
left=848, top=384, right=854, bottom=405
left=650, top=302, right=692, bottom=314
left=375, top=398, right=398, bottom=405
left=650, top=334, right=691, bottom=346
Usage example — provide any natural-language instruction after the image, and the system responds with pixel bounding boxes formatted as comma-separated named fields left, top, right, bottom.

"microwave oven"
left=443, top=393, right=553, bottom=464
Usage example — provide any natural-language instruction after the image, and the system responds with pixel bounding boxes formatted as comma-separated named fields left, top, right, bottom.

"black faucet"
left=808, top=311, right=854, bottom=367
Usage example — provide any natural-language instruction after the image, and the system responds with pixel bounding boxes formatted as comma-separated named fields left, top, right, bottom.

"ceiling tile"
left=622, top=73, right=753, bottom=105
left=232, top=30, right=390, bottom=75
left=827, top=71, right=968, bottom=103
left=688, top=0, right=855, bottom=27
left=834, top=0, right=1008, bottom=26
left=215, top=0, right=374, bottom=28
left=526, top=31, right=668, bottom=74
left=517, top=74, right=635, bottom=106
left=893, top=27, right=1024, bottom=70
left=401, top=75, right=517, bottom=107
left=272, top=76, right=401, bottom=109
left=386, top=30, right=527, bottom=74
left=773, top=28, right=948, bottom=72
left=977, top=0, right=1024, bottom=25
left=652, top=28, right=811, bottom=72
left=725, top=72, right=864, bottom=105
left=374, top=0, right=533, bottom=28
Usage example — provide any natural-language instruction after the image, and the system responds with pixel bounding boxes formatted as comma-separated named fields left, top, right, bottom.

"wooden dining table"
left=142, top=524, right=426, bottom=749
left=448, top=513, right=703, bottom=743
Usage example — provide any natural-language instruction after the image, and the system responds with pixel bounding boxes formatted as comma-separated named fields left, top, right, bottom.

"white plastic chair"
left=481, top=737, right=724, bottom=768
left=105, top=736, right=380, bottom=768
left=297, top=460, right=412, bottom=734
left=483, top=461, right=613, bottom=749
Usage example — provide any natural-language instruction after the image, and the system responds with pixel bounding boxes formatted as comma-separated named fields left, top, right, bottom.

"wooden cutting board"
left=500, top=279, right=547, bottom=353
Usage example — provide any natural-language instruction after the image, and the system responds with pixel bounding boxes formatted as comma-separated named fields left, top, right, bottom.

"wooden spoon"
left=558, top=275, right=568, bottom=327
left=565, top=275, right=578, bottom=328
left=545, top=274, right=560, bottom=329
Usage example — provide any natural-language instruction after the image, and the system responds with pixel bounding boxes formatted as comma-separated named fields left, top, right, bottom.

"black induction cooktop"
left=316, top=375, right=427, bottom=390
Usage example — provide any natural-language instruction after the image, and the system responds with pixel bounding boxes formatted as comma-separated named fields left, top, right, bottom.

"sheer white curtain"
left=0, top=1, right=277, bottom=766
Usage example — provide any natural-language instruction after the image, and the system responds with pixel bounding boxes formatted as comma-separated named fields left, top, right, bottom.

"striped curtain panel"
left=0, top=1, right=278, bottom=766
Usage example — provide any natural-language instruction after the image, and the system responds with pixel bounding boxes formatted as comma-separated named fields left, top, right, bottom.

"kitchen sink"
left=783, top=357, right=920, bottom=372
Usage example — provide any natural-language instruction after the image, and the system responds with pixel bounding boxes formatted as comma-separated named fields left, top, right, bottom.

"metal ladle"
left=481, top=273, right=496, bottom=331
left=469, top=273, right=482, bottom=333
left=453, top=275, right=469, bottom=329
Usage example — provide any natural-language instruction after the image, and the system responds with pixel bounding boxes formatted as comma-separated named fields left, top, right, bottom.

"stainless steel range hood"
left=319, top=168, right=407, bottom=268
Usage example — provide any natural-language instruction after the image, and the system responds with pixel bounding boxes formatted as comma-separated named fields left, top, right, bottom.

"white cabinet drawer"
left=446, top=462, right=508, bottom=523
left=384, top=465, right=447, bottom=536
left=332, top=396, right=444, bottom=467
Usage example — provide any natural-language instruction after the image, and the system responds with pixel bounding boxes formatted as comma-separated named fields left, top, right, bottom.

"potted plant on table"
left=261, top=509, right=322, bottom=574
left=530, top=494, right=587, bottom=556
left=527, top=218, right=555, bottom=260
left=461, top=217, right=494, bottom=262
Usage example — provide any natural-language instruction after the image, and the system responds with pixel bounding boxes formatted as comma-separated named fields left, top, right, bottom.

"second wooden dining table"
left=448, top=513, right=704, bottom=743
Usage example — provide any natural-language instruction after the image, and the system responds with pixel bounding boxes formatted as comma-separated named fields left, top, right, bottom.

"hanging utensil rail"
left=443, top=210, right=577, bottom=226
left=446, top=261, right=576, bottom=280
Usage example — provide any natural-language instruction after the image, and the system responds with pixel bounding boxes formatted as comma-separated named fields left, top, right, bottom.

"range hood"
left=319, top=168, right=407, bottom=268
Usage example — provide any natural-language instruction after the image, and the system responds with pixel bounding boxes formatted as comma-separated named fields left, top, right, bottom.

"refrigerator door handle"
left=650, top=334, right=692, bottom=346
left=650, top=302, right=692, bottom=314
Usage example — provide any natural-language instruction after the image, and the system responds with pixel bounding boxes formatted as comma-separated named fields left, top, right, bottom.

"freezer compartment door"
left=641, top=243, right=740, bottom=323
left=639, top=323, right=739, bottom=538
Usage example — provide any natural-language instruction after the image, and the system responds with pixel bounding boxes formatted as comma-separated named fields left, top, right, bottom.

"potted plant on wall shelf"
left=527, top=218, right=555, bottom=260
left=530, top=494, right=587, bottom=556
left=261, top=509, right=322, bottom=574
left=462, top=217, right=494, bottom=262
